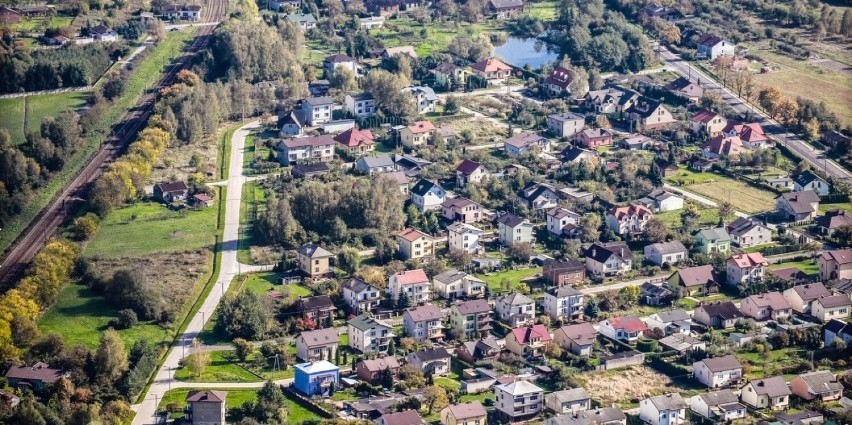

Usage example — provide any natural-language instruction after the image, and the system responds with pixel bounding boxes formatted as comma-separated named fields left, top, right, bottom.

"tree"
left=397, top=291, right=411, bottom=310
left=184, top=339, right=211, bottom=378
left=578, top=213, right=601, bottom=242
left=337, top=247, right=361, bottom=274
left=252, top=381, right=288, bottom=423
left=400, top=364, right=426, bottom=388
left=423, top=385, right=449, bottom=414
left=94, top=329, right=128, bottom=387
left=643, top=218, right=669, bottom=243
left=717, top=201, right=734, bottom=226
left=72, top=213, right=100, bottom=240
left=233, top=338, right=254, bottom=362
left=758, top=86, right=783, bottom=117
left=329, top=66, right=358, bottom=92
left=507, top=242, right=535, bottom=263
left=214, top=291, right=268, bottom=341
left=584, top=299, right=599, bottom=318
left=618, top=286, right=640, bottom=308
left=775, top=97, right=800, bottom=126
left=543, top=341, right=563, bottom=359
left=680, top=204, right=702, bottom=234
left=447, top=248, right=473, bottom=268
left=363, top=69, right=416, bottom=119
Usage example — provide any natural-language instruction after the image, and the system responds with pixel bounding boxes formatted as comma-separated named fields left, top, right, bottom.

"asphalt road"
left=656, top=45, right=852, bottom=182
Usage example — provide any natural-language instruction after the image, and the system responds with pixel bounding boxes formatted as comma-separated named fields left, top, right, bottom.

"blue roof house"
left=294, top=360, right=339, bottom=397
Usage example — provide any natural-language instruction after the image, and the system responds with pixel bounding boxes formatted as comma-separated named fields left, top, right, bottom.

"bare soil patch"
left=149, top=131, right=220, bottom=183
left=443, top=116, right=507, bottom=144
left=579, top=365, right=681, bottom=407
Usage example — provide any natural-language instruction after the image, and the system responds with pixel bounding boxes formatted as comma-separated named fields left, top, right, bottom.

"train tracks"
left=0, top=0, right=229, bottom=287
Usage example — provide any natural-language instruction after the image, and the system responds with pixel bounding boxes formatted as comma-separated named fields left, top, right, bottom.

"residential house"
left=693, top=301, right=745, bottom=329
left=723, top=122, right=768, bottom=148
left=739, top=292, right=792, bottom=321
left=638, top=190, right=684, bottom=212
left=495, top=292, right=536, bottom=327
left=441, top=402, right=487, bottom=425
left=726, top=217, right=772, bottom=248
left=488, top=0, right=524, bottom=18
left=380, top=171, right=410, bottom=197
left=348, top=315, right=393, bottom=353
left=702, top=135, right=744, bottom=159
left=366, top=0, right=400, bottom=16
left=542, top=283, right=585, bottom=319
left=493, top=380, right=544, bottom=421
left=643, top=240, right=688, bottom=266
left=276, top=135, right=336, bottom=165
left=689, top=390, right=746, bottom=422
left=783, top=283, right=831, bottom=313
left=726, top=252, right=769, bottom=286
left=770, top=267, right=812, bottom=286
left=433, top=270, right=486, bottom=300
left=285, top=13, right=316, bottom=30
left=323, top=54, right=358, bottom=77
left=403, top=303, right=445, bottom=342
left=153, top=181, right=188, bottom=203
left=696, top=33, right=735, bottom=59
left=381, top=46, right=418, bottom=59
left=740, top=376, right=791, bottom=411
left=91, top=25, right=118, bottom=41
left=641, top=282, right=675, bottom=306
left=668, top=265, right=720, bottom=296
left=584, top=242, right=633, bottom=277
left=824, top=318, right=852, bottom=347
left=0, top=7, right=20, bottom=25
left=665, top=77, right=704, bottom=102
left=334, top=128, right=375, bottom=156
left=599, top=315, right=648, bottom=343
left=456, top=160, right=487, bottom=188
left=497, top=213, right=535, bottom=247
left=690, top=158, right=717, bottom=172
left=293, top=360, right=339, bottom=397
left=432, top=62, right=467, bottom=88
left=192, top=193, right=214, bottom=208
left=5, top=362, right=65, bottom=392
left=561, top=146, right=598, bottom=165
left=542, top=259, right=585, bottom=286
left=545, top=389, right=591, bottom=414
left=392, top=154, right=430, bottom=177
left=296, top=243, right=334, bottom=277
left=457, top=336, right=501, bottom=364
left=575, top=128, right=613, bottom=149
left=766, top=176, right=794, bottom=190
left=606, top=203, right=653, bottom=235
left=519, top=182, right=560, bottom=210
left=819, top=249, right=852, bottom=281
left=344, top=93, right=376, bottom=118
left=356, top=356, right=400, bottom=385
left=545, top=408, right=626, bottom=425
left=644, top=310, right=692, bottom=335
left=294, top=295, right=336, bottom=324
left=388, top=269, right=431, bottom=305
left=407, top=348, right=451, bottom=376
left=621, top=134, right=653, bottom=150
left=186, top=391, right=226, bottom=425
left=471, top=57, right=512, bottom=82
left=396, top=228, right=435, bottom=260
left=299, top=96, right=333, bottom=126
left=791, top=370, right=843, bottom=402
left=296, top=328, right=339, bottom=362
left=442, top=197, right=486, bottom=224
left=355, top=155, right=395, bottom=175
left=693, top=355, right=743, bottom=388
left=626, top=98, right=676, bottom=130
left=447, top=222, right=484, bottom=255
left=292, top=163, right=330, bottom=179
left=450, top=299, right=493, bottom=336
left=689, top=110, right=727, bottom=137
left=774, top=411, right=825, bottom=424
left=410, top=179, right=446, bottom=212
left=546, top=113, right=585, bottom=138
left=816, top=209, right=852, bottom=236
left=694, top=227, right=731, bottom=254
left=811, top=294, right=851, bottom=322
left=403, top=86, right=438, bottom=115
left=553, top=323, right=596, bottom=356
left=400, top=120, right=436, bottom=148
left=639, top=393, right=687, bottom=425
left=659, top=334, right=706, bottom=354
left=279, top=111, right=305, bottom=137
left=161, top=4, right=202, bottom=21
left=378, top=411, right=425, bottom=425
left=504, top=131, right=551, bottom=157
left=793, top=170, right=830, bottom=196
left=584, top=87, right=639, bottom=114
left=776, top=189, right=821, bottom=221
left=544, top=66, right=577, bottom=97
left=342, top=278, right=381, bottom=315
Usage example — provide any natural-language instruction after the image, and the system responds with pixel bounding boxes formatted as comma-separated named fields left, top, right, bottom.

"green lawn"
left=820, top=202, right=852, bottom=214
left=238, top=182, right=269, bottom=263
left=374, top=18, right=504, bottom=57
left=26, top=91, right=88, bottom=135
left=665, top=167, right=724, bottom=185
left=83, top=202, right=218, bottom=258
left=476, top=267, right=542, bottom=291
left=0, top=97, right=27, bottom=143
left=769, top=259, right=819, bottom=275
left=737, top=348, right=803, bottom=380
left=159, top=388, right=259, bottom=420
left=8, top=16, right=75, bottom=33
left=236, top=272, right=312, bottom=298
left=655, top=203, right=720, bottom=230
left=525, top=0, right=558, bottom=20
left=175, top=350, right=263, bottom=383
left=38, top=283, right=169, bottom=349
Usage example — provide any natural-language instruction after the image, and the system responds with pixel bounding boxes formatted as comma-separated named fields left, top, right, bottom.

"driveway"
left=132, top=121, right=261, bottom=425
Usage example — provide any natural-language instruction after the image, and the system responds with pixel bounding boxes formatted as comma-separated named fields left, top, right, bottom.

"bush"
left=109, top=309, right=139, bottom=330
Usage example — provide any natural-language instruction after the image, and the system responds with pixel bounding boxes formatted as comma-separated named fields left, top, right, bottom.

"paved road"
left=131, top=121, right=259, bottom=425
left=656, top=45, right=852, bottom=182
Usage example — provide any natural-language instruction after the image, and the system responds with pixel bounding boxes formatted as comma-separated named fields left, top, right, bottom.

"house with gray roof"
left=741, top=376, right=792, bottom=410
left=347, top=315, right=393, bottom=353
left=790, top=370, right=843, bottom=402
left=694, top=227, right=731, bottom=254
left=545, top=407, right=626, bottom=425
left=726, top=217, right=772, bottom=248
left=689, top=389, right=746, bottom=422
left=776, top=189, right=820, bottom=221
left=640, top=393, right=687, bottom=425
left=643, top=240, right=688, bottom=266
left=495, top=292, right=535, bottom=327
left=296, top=328, right=339, bottom=362
left=545, top=388, right=591, bottom=414
left=355, top=154, right=396, bottom=175
left=497, top=213, right=534, bottom=247
left=693, top=355, right=743, bottom=388
left=403, top=86, right=437, bottom=114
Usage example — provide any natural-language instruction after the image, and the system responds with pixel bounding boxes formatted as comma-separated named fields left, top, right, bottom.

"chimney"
left=591, top=248, right=596, bottom=257
left=620, top=248, right=625, bottom=257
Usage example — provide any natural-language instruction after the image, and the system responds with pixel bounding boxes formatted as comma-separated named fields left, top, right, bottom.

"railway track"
left=0, top=0, right=228, bottom=288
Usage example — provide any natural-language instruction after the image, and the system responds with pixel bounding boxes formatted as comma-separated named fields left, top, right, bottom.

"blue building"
left=293, top=360, right=339, bottom=397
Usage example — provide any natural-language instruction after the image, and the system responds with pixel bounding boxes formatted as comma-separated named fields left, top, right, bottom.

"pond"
left=493, top=36, right=560, bottom=69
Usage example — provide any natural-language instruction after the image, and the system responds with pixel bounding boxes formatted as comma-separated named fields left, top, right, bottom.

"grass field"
left=655, top=203, right=721, bottom=230
left=0, top=91, right=88, bottom=145
left=372, top=18, right=503, bottom=57
left=0, top=98, right=27, bottom=142
left=476, top=267, right=541, bottom=291
left=737, top=348, right=804, bottom=380
left=665, top=167, right=726, bottom=185
left=175, top=349, right=296, bottom=383
left=820, top=202, right=852, bottom=214
left=768, top=259, right=819, bottom=275
left=235, top=272, right=312, bottom=298
left=8, top=16, right=75, bottom=33
left=525, top=1, right=558, bottom=20
left=38, top=283, right=169, bottom=349
left=685, top=179, right=777, bottom=214
left=83, top=202, right=218, bottom=258
left=0, top=29, right=195, bottom=254
left=159, top=388, right=259, bottom=420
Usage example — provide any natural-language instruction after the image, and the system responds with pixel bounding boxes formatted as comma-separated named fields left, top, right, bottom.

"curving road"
left=655, top=44, right=852, bottom=182
left=131, top=120, right=259, bottom=425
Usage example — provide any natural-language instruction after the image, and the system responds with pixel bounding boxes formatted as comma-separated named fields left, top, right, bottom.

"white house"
left=432, top=269, right=486, bottom=300
left=295, top=328, right=339, bottom=362
left=793, top=170, right=830, bottom=196
left=342, top=278, right=382, bottom=315
left=410, top=179, right=445, bottom=212
left=726, top=253, right=768, bottom=287
left=518, top=182, right=560, bottom=210
left=324, top=54, right=358, bottom=77
left=493, top=380, right=544, bottom=421
left=696, top=33, right=735, bottom=59
left=447, top=222, right=484, bottom=255
left=347, top=315, right=393, bottom=353
left=693, top=355, right=743, bottom=388
left=90, top=25, right=118, bottom=41
left=403, top=304, right=445, bottom=342
left=299, top=96, right=334, bottom=126
left=544, top=388, right=591, bottom=414
left=606, top=204, right=654, bottom=235
left=344, top=93, right=376, bottom=118
left=495, top=292, right=535, bottom=327
left=811, top=294, right=851, bottom=322
left=638, top=190, right=683, bottom=212
left=783, top=283, right=831, bottom=313
left=497, top=213, right=535, bottom=247
left=542, top=286, right=584, bottom=321
left=584, top=242, right=633, bottom=277
left=639, top=393, right=687, bottom=425
left=598, top=315, right=648, bottom=342
left=403, top=86, right=438, bottom=115
left=740, top=376, right=791, bottom=411
left=406, top=348, right=451, bottom=376
left=643, top=241, right=688, bottom=266
left=387, top=269, right=432, bottom=305
left=690, top=390, right=746, bottom=422
left=644, top=310, right=692, bottom=335
left=504, top=131, right=550, bottom=157
left=546, top=207, right=580, bottom=237
left=546, top=113, right=585, bottom=138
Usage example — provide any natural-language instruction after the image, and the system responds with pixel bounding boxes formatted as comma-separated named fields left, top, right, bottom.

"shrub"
left=109, top=309, right=139, bottom=330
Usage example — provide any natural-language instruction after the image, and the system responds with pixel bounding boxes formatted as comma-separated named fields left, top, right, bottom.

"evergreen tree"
left=584, top=299, right=599, bottom=318
left=397, top=291, right=411, bottom=310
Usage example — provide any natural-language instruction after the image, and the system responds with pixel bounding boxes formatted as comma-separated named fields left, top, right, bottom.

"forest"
left=0, top=42, right=123, bottom=94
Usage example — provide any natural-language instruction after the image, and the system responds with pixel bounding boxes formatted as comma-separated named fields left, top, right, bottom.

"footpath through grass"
left=0, top=29, right=195, bottom=255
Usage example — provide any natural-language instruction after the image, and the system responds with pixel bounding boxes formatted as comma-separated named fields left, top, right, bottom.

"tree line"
left=0, top=42, right=123, bottom=94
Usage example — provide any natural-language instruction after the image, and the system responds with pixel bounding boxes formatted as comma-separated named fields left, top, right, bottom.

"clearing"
left=579, top=365, right=683, bottom=408
left=654, top=202, right=720, bottom=230
left=0, top=91, right=88, bottom=145
left=441, top=115, right=507, bottom=144
left=476, top=267, right=542, bottom=291
left=234, top=272, right=313, bottom=298
left=158, top=387, right=323, bottom=423
left=684, top=179, right=777, bottom=214
left=768, top=259, right=819, bottom=275
left=175, top=349, right=296, bottom=383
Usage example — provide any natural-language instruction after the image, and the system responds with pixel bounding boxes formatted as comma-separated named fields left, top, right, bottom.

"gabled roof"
left=696, top=227, right=731, bottom=242
left=5, top=362, right=64, bottom=383
left=433, top=62, right=464, bottom=75
left=674, top=264, right=718, bottom=287
left=815, top=294, right=852, bottom=309
left=697, top=355, right=742, bottom=372
left=744, top=292, right=791, bottom=310
left=604, top=315, right=648, bottom=333
left=383, top=46, right=418, bottom=58
left=489, top=0, right=524, bottom=9
left=520, top=182, right=558, bottom=203
left=498, top=292, right=534, bottom=306
left=816, top=209, right=852, bottom=230
left=579, top=128, right=612, bottom=139
left=545, top=65, right=574, bottom=89
left=302, top=96, right=333, bottom=107
left=405, top=304, right=443, bottom=322
left=543, top=259, right=584, bottom=274
left=505, top=131, right=547, bottom=148
left=747, top=376, right=791, bottom=397
left=496, top=213, right=528, bottom=228
left=297, top=243, right=333, bottom=258
left=380, top=410, right=424, bottom=425
left=794, top=170, right=828, bottom=187
left=325, top=54, right=356, bottom=63
left=186, top=390, right=227, bottom=403
left=349, top=314, right=392, bottom=331
left=299, top=328, right=339, bottom=348
left=547, top=388, right=591, bottom=404
left=453, top=299, right=491, bottom=315
left=456, top=159, right=482, bottom=175
left=334, top=128, right=375, bottom=147
left=279, top=135, right=336, bottom=149
left=410, top=179, right=440, bottom=197
left=726, top=217, right=768, bottom=237
left=358, top=154, right=394, bottom=169
left=690, top=109, right=722, bottom=123
left=392, top=269, right=429, bottom=285
left=403, top=86, right=437, bottom=101
left=155, top=181, right=188, bottom=193
left=547, top=407, right=626, bottom=425
left=549, top=285, right=582, bottom=298
left=646, top=240, right=687, bottom=255
left=778, top=190, right=820, bottom=214
left=647, top=393, right=687, bottom=411
left=820, top=249, right=852, bottom=265
left=471, top=57, right=512, bottom=73
left=724, top=122, right=766, bottom=143
left=397, top=228, right=431, bottom=243
left=404, top=120, right=436, bottom=134
left=696, top=33, right=725, bottom=48
left=409, top=347, right=451, bottom=361
left=360, top=356, right=400, bottom=372
left=728, top=252, right=768, bottom=269
left=790, top=283, right=830, bottom=301
left=445, top=401, right=487, bottom=420
left=653, top=309, right=690, bottom=323
left=704, top=135, right=743, bottom=156
left=343, top=277, right=376, bottom=293
left=698, top=301, right=744, bottom=320
left=561, top=146, right=596, bottom=162
left=697, top=389, right=739, bottom=407
left=794, top=370, right=843, bottom=395
left=556, top=322, right=596, bottom=346
left=442, top=197, right=477, bottom=209
left=296, top=295, right=335, bottom=311
left=585, top=242, right=634, bottom=264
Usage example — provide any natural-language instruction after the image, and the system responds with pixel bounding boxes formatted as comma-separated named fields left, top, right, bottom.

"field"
left=38, top=283, right=169, bottom=349
left=84, top=202, right=218, bottom=258
left=235, top=272, right=313, bottom=298
left=0, top=91, right=88, bottom=145
left=476, top=267, right=542, bottom=291
left=737, top=348, right=804, bottom=380
left=665, top=167, right=727, bottom=185
left=0, top=98, right=26, bottom=142
left=820, top=202, right=852, bottom=214
left=684, top=179, right=777, bottom=214
left=525, top=1, right=558, bottom=20
left=175, top=349, right=296, bottom=383
left=7, top=16, right=75, bottom=33
left=579, top=365, right=684, bottom=408
left=768, top=259, right=819, bottom=275
left=441, top=115, right=507, bottom=144
left=367, top=18, right=503, bottom=57
left=655, top=203, right=720, bottom=230
left=158, top=387, right=322, bottom=423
